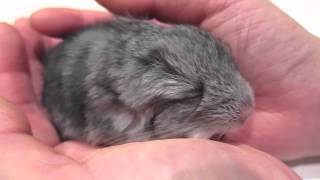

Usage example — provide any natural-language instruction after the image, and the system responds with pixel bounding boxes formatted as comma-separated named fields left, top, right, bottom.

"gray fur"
left=43, top=17, right=254, bottom=146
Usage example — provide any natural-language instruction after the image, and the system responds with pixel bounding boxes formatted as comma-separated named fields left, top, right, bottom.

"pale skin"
left=0, top=0, right=319, bottom=179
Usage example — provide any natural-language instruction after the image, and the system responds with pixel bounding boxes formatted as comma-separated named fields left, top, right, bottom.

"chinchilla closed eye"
left=42, top=16, right=254, bottom=146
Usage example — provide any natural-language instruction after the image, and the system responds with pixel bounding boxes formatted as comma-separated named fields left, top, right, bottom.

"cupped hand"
left=11, top=0, right=320, bottom=161
left=0, top=98, right=299, bottom=180
left=66, top=0, right=320, bottom=160
left=0, top=12, right=300, bottom=179
left=16, top=0, right=320, bottom=160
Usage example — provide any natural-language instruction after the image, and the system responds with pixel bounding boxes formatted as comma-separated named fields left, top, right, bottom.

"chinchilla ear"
left=118, top=49, right=200, bottom=108
left=119, top=70, right=198, bottom=108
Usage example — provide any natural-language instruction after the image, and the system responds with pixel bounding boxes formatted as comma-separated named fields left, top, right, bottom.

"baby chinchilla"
left=43, top=17, right=254, bottom=146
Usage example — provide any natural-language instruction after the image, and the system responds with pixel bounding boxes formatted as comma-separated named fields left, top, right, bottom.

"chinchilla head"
left=110, top=23, right=255, bottom=142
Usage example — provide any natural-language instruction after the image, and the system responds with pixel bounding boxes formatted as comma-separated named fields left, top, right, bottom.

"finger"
left=14, top=18, right=61, bottom=102
left=233, top=144, right=301, bottom=180
left=0, top=23, right=59, bottom=145
left=96, top=0, right=224, bottom=24
left=31, top=8, right=113, bottom=37
left=0, top=23, right=35, bottom=108
left=14, top=18, right=46, bottom=103
left=80, top=139, right=299, bottom=180
left=0, top=97, right=31, bottom=134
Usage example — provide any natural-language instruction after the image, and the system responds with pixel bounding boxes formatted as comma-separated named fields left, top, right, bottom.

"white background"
left=1, top=0, right=319, bottom=179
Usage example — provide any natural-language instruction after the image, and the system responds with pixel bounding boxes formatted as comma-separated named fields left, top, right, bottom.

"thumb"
left=0, top=97, right=31, bottom=134
left=96, top=0, right=211, bottom=24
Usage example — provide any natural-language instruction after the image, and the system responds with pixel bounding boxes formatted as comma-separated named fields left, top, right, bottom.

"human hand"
left=0, top=98, right=299, bottom=179
left=71, top=0, right=320, bottom=160
left=0, top=12, right=300, bottom=179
